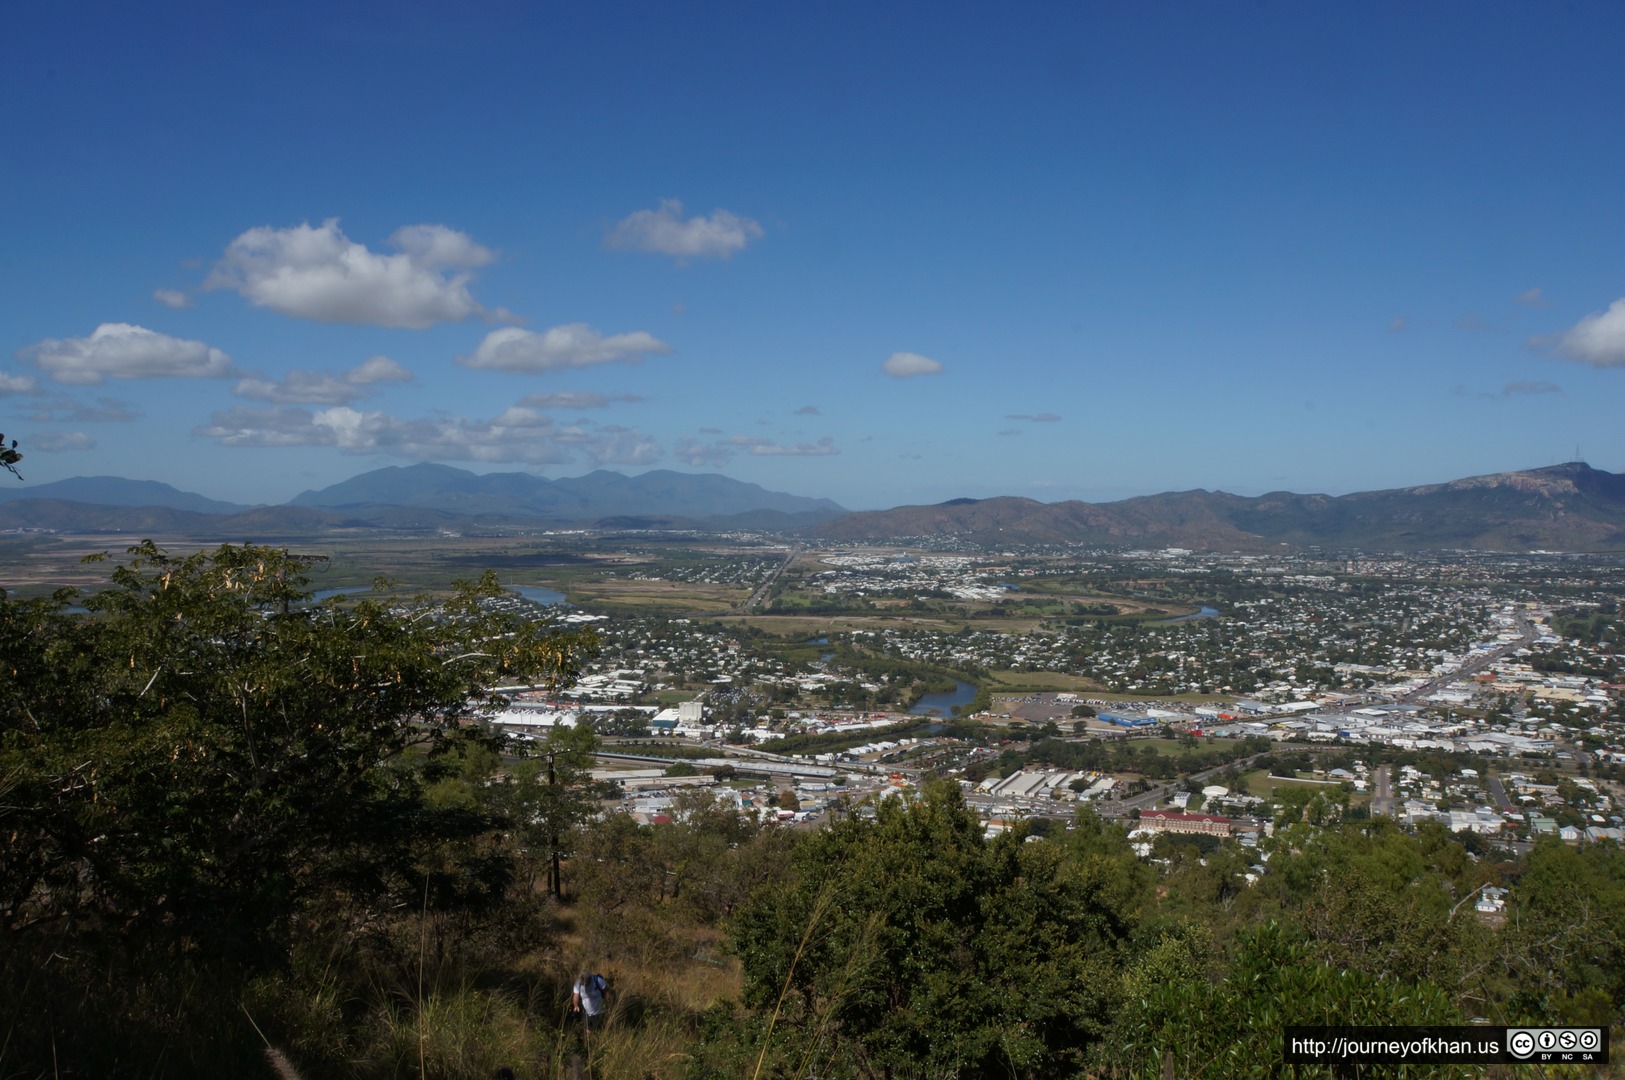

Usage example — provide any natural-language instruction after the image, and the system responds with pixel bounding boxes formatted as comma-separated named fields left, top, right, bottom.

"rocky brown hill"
left=805, top=463, right=1625, bottom=551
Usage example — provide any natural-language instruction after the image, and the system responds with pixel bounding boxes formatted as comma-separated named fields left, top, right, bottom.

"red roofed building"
left=1138, top=810, right=1233, bottom=837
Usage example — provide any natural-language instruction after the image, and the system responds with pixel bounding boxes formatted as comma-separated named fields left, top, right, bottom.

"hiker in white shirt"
left=571, top=971, right=609, bottom=1030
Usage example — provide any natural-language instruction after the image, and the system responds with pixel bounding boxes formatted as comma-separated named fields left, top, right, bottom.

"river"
left=1157, top=605, right=1220, bottom=624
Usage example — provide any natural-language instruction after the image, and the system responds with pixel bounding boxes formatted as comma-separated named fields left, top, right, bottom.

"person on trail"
left=571, top=971, right=609, bottom=1031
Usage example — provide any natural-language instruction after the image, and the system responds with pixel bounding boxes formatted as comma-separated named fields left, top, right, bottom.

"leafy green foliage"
left=0, top=543, right=596, bottom=1074
left=725, top=784, right=1142, bottom=1077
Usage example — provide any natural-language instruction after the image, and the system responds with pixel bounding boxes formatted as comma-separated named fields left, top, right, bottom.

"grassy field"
left=1239, top=768, right=1346, bottom=798
left=986, top=671, right=1102, bottom=692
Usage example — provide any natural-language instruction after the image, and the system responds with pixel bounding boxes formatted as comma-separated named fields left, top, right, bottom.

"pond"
left=511, top=585, right=568, bottom=606
left=910, top=679, right=978, bottom=716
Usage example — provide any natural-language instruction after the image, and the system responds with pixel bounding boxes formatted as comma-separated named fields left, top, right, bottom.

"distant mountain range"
left=0, top=476, right=250, bottom=515
left=0, top=464, right=846, bottom=537
left=290, top=464, right=845, bottom=520
left=3, top=461, right=1624, bottom=552
left=806, top=463, right=1625, bottom=551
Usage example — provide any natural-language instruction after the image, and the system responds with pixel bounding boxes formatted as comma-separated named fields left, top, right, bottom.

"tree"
left=725, top=783, right=1141, bottom=1077
left=486, top=720, right=606, bottom=896
left=0, top=432, right=20, bottom=479
left=0, top=543, right=597, bottom=1071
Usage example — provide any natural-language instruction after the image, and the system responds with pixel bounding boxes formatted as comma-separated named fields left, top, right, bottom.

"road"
left=1371, top=764, right=1395, bottom=817
left=1092, top=753, right=1273, bottom=819
left=740, top=546, right=796, bottom=612
left=1487, top=772, right=1515, bottom=813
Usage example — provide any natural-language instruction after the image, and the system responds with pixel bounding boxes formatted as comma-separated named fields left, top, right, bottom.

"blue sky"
left=3, top=1, right=1623, bottom=510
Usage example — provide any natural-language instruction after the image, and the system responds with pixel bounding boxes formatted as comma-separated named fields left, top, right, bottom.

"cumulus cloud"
left=883, top=351, right=943, bottom=378
left=194, top=403, right=662, bottom=467
left=32, top=431, right=96, bottom=452
left=793, top=405, right=820, bottom=415
left=1515, top=287, right=1551, bottom=309
left=0, top=372, right=38, bottom=395
left=20, top=323, right=236, bottom=385
left=459, top=324, right=671, bottom=373
left=607, top=199, right=763, bottom=261
left=152, top=288, right=193, bottom=309
left=516, top=391, right=644, bottom=409
left=1549, top=297, right=1625, bottom=367
left=25, top=396, right=142, bottom=423
left=205, top=219, right=497, bottom=328
left=232, top=355, right=413, bottom=405
left=1005, top=412, right=1061, bottom=422
left=349, top=355, right=414, bottom=384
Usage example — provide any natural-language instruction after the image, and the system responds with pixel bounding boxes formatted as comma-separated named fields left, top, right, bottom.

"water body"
left=910, top=679, right=978, bottom=716
left=309, top=586, right=361, bottom=602
left=1157, top=605, right=1220, bottom=624
left=512, top=585, right=568, bottom=606
left=807, top=636, right=829, bottom=645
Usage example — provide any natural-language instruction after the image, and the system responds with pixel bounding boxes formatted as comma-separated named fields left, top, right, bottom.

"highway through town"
left=741, top=546, right=797, bottom=612
left=1399, top=614, right=1536, bottom=704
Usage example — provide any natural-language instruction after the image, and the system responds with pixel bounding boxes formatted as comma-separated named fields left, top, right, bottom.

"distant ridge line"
left=5, top=461, right=1624, bottom=552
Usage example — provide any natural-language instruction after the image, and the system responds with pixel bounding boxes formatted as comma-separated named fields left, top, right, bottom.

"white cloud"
left=1551, top=297, right=1625, bottom=367
left=607, top=199, right=763, bottom=261
left=205, top=219, right=495, bottom=328
left=233, top=355, right=414, bottom=406
left=152, top=288, right=193, bottom=309
left=1388, top=316, right=1408, bottom=333
left=348, top=355, right=414, bottom=384
left=0, top=372, right=38, bottom=395
left=386, top=224, right=496, bottom=269
left=32, top=431, right=96, bottom=452
left=459, top=324, right=671, bottom=373
left=20, top=323, right=235, bottom=385
left=1005, top=412, right=1062, bottom=422
left=516, top=391, right=644, bottom=409
left=794, top=405, right=820, bottom=415
left=883, top=351, right=944, bottom=378
left=1515, top=287, right=1551, bottom=309
left=195, top=403, right=663, bottom=467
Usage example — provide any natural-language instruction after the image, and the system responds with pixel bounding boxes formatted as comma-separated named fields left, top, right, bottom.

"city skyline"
left=3, top=2, right=1624, bottom=510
